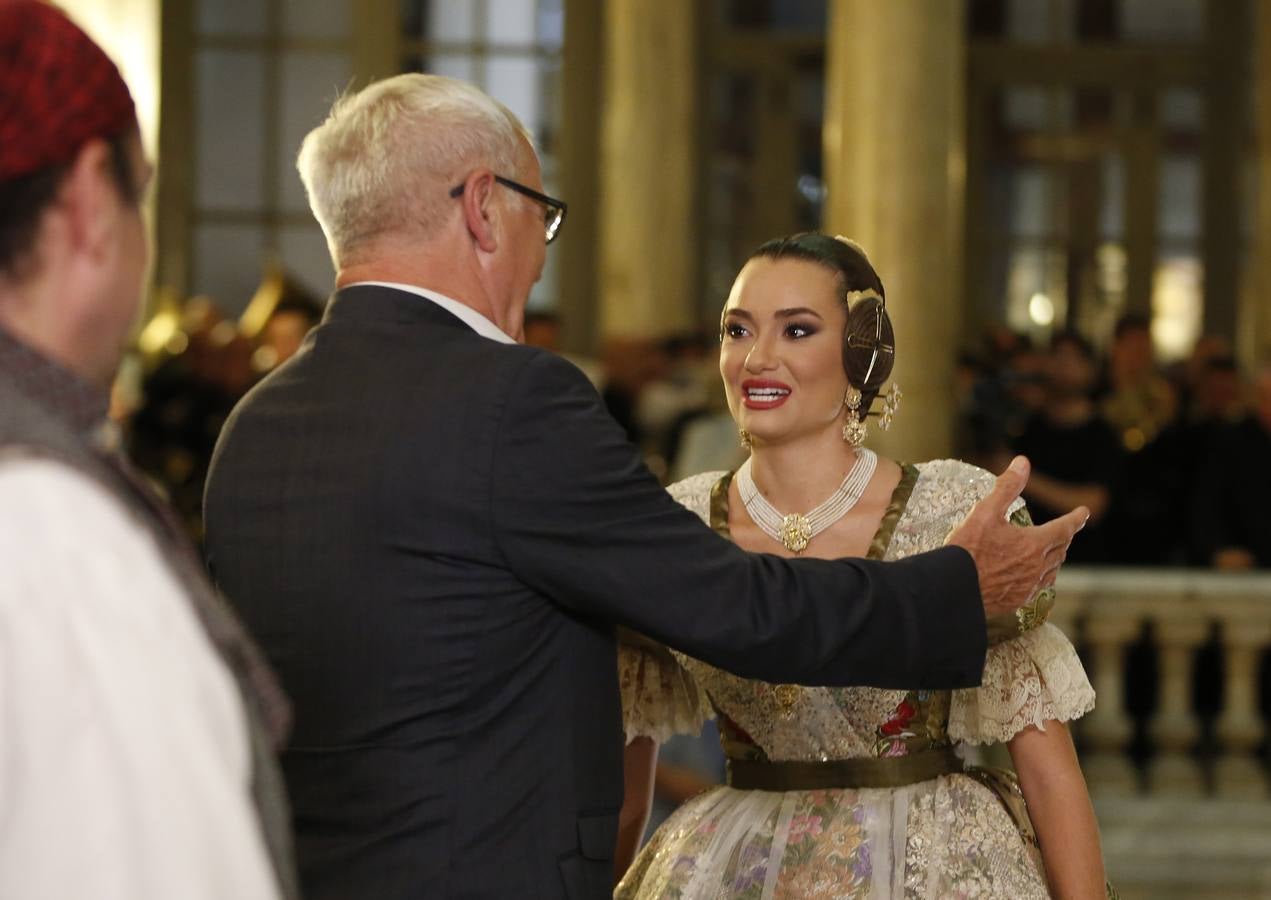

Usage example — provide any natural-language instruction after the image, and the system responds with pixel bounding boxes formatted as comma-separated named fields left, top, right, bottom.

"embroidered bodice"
left=619, top=459, right=1094, bottom=759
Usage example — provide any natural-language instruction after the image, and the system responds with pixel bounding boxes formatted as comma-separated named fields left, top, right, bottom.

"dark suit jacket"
left=203, top=284, right=985, bottom=900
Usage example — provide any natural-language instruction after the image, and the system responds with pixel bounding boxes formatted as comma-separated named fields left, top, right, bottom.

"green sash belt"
left=725, top=745, right=964, bottom=791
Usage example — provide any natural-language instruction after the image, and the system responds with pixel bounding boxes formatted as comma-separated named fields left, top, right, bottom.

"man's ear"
left=458, top=170, right=500, bottom=254
left=57, top=138, right=120, bottom=264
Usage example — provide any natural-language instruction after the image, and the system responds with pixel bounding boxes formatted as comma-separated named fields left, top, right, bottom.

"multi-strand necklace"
left=736, top=449, right=878, bottom=553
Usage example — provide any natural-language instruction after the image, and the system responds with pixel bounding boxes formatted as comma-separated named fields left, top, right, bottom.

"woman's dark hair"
left=0, top=131, right=137, bottom=280
left=748, top=232, right=895, bottom=410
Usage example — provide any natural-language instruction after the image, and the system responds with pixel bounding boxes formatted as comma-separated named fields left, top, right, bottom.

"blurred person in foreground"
left=202, top=73, right=1086, bottom=899
left=0, top=3, right=295, bottom=898
left=616, top=235, right=1106, bottom=899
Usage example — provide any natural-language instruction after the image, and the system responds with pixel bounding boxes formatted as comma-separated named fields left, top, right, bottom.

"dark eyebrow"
left=723, top=307, right=823, bottom=321
left=775, top=307, right=824, bottom=320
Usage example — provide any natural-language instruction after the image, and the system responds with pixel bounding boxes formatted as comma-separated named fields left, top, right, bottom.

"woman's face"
left=720, top=256, right=850, bottom=447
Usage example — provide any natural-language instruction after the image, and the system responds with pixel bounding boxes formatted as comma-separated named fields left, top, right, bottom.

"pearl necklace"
left=736, top=449, right=878, bottom=553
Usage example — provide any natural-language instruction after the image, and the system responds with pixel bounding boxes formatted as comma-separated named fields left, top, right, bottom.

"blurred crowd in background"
left=115, top=284, right=1271, bottom=573
left=114, top=273, right=323, bottom=541
left=955, top=316, right=1271, bottom=570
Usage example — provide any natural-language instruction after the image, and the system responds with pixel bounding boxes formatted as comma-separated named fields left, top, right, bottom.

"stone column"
left=598, top=0, right=698, bottom=341
left=822, top=0, right=966, bottom=462
left=557, top=0, right=604, bottom=354
left=351, top=0, right=399, bottom=86
left=1245, top=0, right=1271, bottom=366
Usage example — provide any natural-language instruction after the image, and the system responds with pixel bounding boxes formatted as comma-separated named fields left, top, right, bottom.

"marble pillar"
left=822, top=0, right=966, bottom=462
left=1246, top=1, right=1271, bottom=366
left=598, top=0, right=698, bottom=341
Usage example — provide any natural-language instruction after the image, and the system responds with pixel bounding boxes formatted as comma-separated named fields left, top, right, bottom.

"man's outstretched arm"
left=491, top=352, right=1045, bottom=690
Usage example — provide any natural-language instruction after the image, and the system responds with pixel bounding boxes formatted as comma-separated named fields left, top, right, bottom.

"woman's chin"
left=741, top=426, right=790, bottom=447
left=743, top=422, right=845, bottom=449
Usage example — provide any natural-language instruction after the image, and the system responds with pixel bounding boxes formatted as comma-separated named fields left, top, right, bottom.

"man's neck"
left=336, top=239, right=498, bottom=319
left=0, top=283, right=104, bottom=388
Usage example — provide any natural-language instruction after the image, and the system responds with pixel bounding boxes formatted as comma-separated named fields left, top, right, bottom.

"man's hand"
left=947, top=456, right=1089, bottom=619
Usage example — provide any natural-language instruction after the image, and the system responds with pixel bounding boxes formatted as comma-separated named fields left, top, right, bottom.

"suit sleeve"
left=489, top=352, right=987, bottom=690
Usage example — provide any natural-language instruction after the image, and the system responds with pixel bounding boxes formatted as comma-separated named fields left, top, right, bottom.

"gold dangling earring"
left=842, top=385, right=867, bottom=447
left=878, top=383, right=902, bottom=431
left=739, top=428, right=752, bottom=449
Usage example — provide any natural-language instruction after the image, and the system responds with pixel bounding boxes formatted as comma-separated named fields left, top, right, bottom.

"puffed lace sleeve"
left=906, top=460, right=1093, bottom=744
left=616, top=470, right=725, bottom=744
left=618, top=630, right=712, bottom=744
left=947, top=622, right=1095, bottom=745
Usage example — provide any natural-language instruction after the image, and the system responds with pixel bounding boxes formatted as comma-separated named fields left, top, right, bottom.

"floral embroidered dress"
left=615, top=459, right=1096, bottom=900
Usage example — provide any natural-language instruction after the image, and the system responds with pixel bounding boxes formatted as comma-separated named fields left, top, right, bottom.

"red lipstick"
left=741, top=378, right=792, bottom=409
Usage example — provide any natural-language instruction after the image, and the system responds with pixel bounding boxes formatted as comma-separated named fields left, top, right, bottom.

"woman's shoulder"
left=908, top=458, right=1023, bottom=522
left=913, top=458, right=996, bottom=496
left=667, top=470, right=729, bottom=522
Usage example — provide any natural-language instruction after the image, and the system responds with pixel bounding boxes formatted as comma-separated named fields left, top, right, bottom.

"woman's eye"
left=785, top=322, right=817, bottom=339
left=723, top=322, right=749, bottom=339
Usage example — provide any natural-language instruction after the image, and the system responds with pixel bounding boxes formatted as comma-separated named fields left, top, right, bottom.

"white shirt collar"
left=348, top=281, right=517, bottom=345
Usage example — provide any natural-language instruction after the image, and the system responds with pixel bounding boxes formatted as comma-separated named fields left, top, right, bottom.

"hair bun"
left=842, top=295, right=895, bottom=404
left=833, top=235, right=871, bottom=263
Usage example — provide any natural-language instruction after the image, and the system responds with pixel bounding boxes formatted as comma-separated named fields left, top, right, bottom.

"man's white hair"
left=297, top=73, right=532, bottom=265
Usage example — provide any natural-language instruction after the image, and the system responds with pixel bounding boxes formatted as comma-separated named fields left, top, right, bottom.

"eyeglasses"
left=449, top=175, right=568, bottom=245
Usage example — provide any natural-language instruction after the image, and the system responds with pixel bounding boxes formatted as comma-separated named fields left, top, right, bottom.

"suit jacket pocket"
left=557, top=811, right=619, bottom=900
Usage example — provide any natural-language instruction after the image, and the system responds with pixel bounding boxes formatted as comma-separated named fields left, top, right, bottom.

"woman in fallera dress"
left=614, top=234, right=1108, bottom=899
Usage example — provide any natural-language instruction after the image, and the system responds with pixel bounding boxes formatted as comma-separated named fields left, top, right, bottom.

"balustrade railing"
left=1054, top=568, right=1271, bottom=899
left=1056, top=568, right=1270, bottom=796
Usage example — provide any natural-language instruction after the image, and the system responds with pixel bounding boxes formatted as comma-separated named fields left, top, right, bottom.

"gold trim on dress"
left=867, top=462, right=919, bottom=560
left=709, top=471, right=734, bottom=538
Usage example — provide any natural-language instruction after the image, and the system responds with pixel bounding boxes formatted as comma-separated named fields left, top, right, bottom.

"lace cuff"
left=948, top=623, right=1095, bottom=746
left=618, top=639, right=712, bottom=744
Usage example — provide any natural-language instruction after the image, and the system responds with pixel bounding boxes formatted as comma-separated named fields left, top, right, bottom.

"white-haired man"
left=204, top=74, right=1085, bottom=900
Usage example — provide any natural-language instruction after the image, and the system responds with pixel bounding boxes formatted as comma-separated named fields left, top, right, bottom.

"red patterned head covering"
left=0, top=0, right=136, bottom=182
